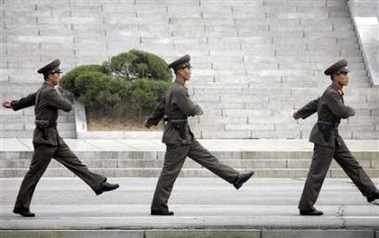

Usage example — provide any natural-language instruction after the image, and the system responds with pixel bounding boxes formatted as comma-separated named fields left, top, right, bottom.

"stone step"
left=0, top=130, right=76, bottom=139
left=4, top=4, right=349, bottom=21
left=0, top=107, right=75, bottom=117
left=189, top=79, right=371, bottom=89
left=0, top=113, right=75, bottom=123
left=1, top=122, right=75, bottom=130
left=1, top=167, right=378, bottom=178
left=3, top=229, right=379, bottom=238
left=2, top=149, right=376, bottom=162
left=1, top=138, right=376, bottom=177
left=0, top=142, right=379, bottom=159
left=196, top=129, right=379, bottom=140
left=190, top=87, right=377, bottom=99
left=0, top=115, right=76, bottom=139
left=1, top=157, right=375, bottom=171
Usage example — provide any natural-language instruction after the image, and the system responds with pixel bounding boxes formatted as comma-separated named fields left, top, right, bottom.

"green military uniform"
left=296, top=60, right=377, bottom=212
left=146, top=55, right=247, bottom=214
left=11, top=60, right=107, bottom=214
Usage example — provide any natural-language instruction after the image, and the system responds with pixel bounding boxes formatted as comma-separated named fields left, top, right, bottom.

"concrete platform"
left=1, top=139, right=378, bottom=236
left=1, top=178, right=378, bottom=237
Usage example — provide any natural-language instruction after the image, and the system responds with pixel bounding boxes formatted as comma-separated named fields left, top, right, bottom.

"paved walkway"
left=1, top=139, right=378, bottom=237
left=1, top=177, right=379, bottom=237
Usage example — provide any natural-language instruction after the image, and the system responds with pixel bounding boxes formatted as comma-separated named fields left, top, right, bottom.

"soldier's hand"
left=194, top=105, right=204, bottom=115
left=293, top=111, right=301, bottom=120
left=2, top=100, right=12, bottom=109
left=144, top=120, right=152, bottom=129
left=346, top=106, right=355, bottom=117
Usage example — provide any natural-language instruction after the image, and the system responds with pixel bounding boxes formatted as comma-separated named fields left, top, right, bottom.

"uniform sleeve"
left=297, top=98, right=320, bottom=119
left=325, top=91, right=355, bottom=118
left=10, top=93, right=37, bottom=111
left=146, top=96, right=166, bottom=126
left=45, top=88, right=73, bottom=112
left=173, top=87, right=203, bottom=116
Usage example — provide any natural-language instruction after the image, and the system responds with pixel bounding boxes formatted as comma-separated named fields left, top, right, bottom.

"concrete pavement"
left=1, top=177, right=378, bottom=237
left=1, top=138, right=378, bottom=237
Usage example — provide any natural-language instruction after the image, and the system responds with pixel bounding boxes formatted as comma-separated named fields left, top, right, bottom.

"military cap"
left=37, top=59, right=62, bottom=75
left=168, top=54, right=191, bottom=72
left=324, top=59, right=349, bottom=76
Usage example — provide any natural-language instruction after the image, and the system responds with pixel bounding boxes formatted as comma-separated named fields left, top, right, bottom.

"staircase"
left=1, top=0, right=378, bottom=140
left=1, top=138, right=378, bottom=178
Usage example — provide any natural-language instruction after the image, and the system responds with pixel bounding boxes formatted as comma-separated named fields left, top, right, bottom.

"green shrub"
left=130, top=78, right=170, bottom=108
left=76, top=73, right=113, bottom=105
left=110, top=49, right=172, bottom=81
left=60, top=64, right=109, bottom=95
left=60, top=50, right=172, bottom=129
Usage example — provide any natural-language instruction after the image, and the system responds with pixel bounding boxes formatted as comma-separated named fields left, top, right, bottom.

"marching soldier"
left=2, top=59, right=119, bottom=217
left=145, top=54, right=254, bottom=216
left=293, top=59, right=379, bottom=216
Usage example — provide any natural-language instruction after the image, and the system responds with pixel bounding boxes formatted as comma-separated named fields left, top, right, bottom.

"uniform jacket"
left=146, top=79, right=203, bottom=145
left=298, top=83, right=355, bottom=148
left=11, top=82, right=72, bottom=146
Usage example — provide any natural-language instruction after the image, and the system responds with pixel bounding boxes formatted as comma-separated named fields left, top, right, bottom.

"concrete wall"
left=1, top=0, right=378, bottom=139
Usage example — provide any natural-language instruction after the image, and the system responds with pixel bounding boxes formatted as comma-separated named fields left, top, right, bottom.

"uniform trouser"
left=298, top=137, right=377, bottom=210
left=14, top=141, right=106, bottom=211
left=151, top=139, right=239, bottom=211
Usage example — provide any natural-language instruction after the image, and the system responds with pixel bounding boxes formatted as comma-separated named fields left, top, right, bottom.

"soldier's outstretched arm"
left=296, top=97, right=320, bottom=119
left=6, top=93, right=37, bottom=111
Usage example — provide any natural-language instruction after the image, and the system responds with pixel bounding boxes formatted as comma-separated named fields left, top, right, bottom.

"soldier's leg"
left=151, top=144, right=188, bottom=211
left=187, top=139, right=239, bottom=183
left=14, top=145, right=56, bottom=211
left=53, top=141, right=106, bottom=192
left=298, top=144, right=334, bottom=211
left=333, top=138, right=377, bottom=196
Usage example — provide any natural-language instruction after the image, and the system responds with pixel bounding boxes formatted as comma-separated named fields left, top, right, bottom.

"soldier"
left=2, top=59, right=119, bottom=217
left=145, top=54, right=254, bottom=216
left=293, top=59, right=379, bottom=216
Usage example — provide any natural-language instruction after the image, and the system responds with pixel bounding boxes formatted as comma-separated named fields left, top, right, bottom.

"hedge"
left=60, top=50, right=172, bottom=128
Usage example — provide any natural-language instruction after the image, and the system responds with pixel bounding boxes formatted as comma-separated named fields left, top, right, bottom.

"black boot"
left=300, top=208, right=323, bottom=216
left=151, top=209, right=174, bottom=216
left=13, top=208, right=35, bottom=217
left=233, top=170, right=254, bottom=189
left=367, top=189, right=379, bottom=203
left=96, top=181, right=119, bottom=195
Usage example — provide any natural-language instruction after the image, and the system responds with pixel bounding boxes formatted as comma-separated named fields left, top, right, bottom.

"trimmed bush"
left=60, top=65, right=109, bottom=95
left=109, top=49, right=172, bottom=81
left=60, top=50, right=171, bottom=129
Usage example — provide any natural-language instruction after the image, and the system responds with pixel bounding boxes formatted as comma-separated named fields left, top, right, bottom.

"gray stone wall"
left=1, top=0, right=378, bottom=139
